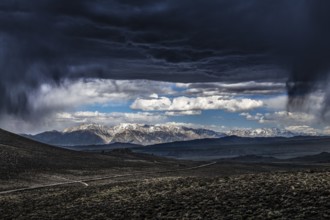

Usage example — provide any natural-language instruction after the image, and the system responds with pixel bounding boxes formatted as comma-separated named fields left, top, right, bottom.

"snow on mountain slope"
left=226, top=128, right=296, bottom=137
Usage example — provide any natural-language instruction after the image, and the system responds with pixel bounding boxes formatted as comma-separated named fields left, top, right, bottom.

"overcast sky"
left=1, top=0, right=330, bottom=134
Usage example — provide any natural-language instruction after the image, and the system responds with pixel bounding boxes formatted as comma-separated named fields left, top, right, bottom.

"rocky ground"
left=1, top=170, right=330, bottom=219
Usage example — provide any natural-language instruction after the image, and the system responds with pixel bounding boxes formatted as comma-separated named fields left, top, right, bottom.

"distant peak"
left=117, top=123, right=145, bottom=127
left=113, top=123, right=146, bottom=130
left=63, top=123, right=109, bottom=133
left=226, top=127, right=295, bottom=137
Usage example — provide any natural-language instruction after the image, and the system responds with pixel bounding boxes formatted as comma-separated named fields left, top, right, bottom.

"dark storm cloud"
left=1, top=0, right=330, bottom=118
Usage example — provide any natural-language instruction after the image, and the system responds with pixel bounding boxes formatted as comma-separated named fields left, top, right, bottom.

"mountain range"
left=24, top=123, right=224, bottom=146
left=23, top=123, right=316, bottom=146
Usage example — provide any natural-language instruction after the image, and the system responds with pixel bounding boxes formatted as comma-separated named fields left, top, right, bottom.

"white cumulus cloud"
left=240, top=111, right=316, bottom=126
left=285, top=125, right=320, bottom=136
left=56, top=111, right=166, bottom=126
left=131, top=96, right=263, bottom=112
left=30, top=79, right=176, bottom=115
left=165, top=110, right=202, bottom=116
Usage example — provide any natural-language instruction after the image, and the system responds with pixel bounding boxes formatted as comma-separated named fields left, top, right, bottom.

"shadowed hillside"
left=133, top=136, right=330, bottom=160
left=0, top=129, right=182, bottom=179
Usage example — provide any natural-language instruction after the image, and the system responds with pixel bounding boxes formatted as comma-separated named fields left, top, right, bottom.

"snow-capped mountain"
left=27, top=123, right=224, bottom=146
left=226, top=128, right=296, bottom=137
